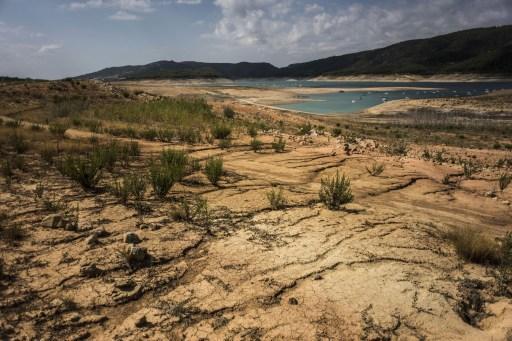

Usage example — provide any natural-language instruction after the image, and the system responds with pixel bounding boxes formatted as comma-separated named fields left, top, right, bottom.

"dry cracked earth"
left=1, top=132, right=512, bottom=340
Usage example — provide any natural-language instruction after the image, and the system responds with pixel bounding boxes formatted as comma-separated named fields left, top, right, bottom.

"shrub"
left=171, top=196, right=209, bottom=225
left=110, top=178, right=130, bottom=204
left=250, top=138, right=263, bottom=152
left=272, top=137, right=286, bottom=153
left=127, top=173, right=146, bottom=201
left=0, top=224, right=26, bottom=244
left=223, top=107, right=236, bottom=119
left=9, top=132, right=29, bottom=154
left=161, top=149, right=188, bottom=168
left=298, top=122, right=312, bottom=135
left=40, top=144, right=58, bottom=164
left=366, top=162, right=384, bottom=176
left=218, top=139, right=231, bottom=150
left=205, top=156, right=223, bottom=186
left=463, top=161, right=477, bottom=179
left=319, top=171, right=353, bottom=210
left=149, top=163, right=181, bottom=199
left=31, top=124, right=44, bottom=131
left=266, top=188, right=286, bottom=210
left=445, top=228, right=502, bottom=265
left=48, top=122, right=69, bottom=138
left=5, top=120, right=21, bottom=128
left=386, top=140, right=408, bottom=156
left=248, top=125, right=258, bottom=138
left=58, top=154, right=103, bottom=189
left=332, top=128, right=342, bottom=137
left=211, top=124, right=231, bottom=140
left=498, top=173, right=511, bottom=191
left=93, top=141, right=119, bottom=171
left=442, top=174, right=451, bottom=185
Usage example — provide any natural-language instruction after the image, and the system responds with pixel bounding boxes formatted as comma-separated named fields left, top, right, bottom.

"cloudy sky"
left=0, top=0, right=511, bottom=79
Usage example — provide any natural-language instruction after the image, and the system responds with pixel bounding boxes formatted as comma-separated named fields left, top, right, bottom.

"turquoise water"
left=228, top=79, right=512, bottom=114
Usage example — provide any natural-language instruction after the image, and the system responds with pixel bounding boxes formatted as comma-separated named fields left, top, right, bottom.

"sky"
left=0, top=0, right=511, bottom=79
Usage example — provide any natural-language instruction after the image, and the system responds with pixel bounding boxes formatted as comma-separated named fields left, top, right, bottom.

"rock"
left=343, top=203, right=366, bottom=213
left=128, top=246, right=149, bottom=263
left=112, top=283, right=142, bottom=303
left=79, top=263, right=103, bottom=278
left=503, top=201, right=510, bottom=206
left=314, top=274, right=323, bottom=281
left=41, top=213, right=77, bottom=231
left=485, top=191, right=496, bottom=198
left=84, top=234, right=98, bottom=247
left=135, top=315, right=150, bottom=328
left=124, top=232, right=141, bottom=244
left=288, top=297, right=299, bottom=305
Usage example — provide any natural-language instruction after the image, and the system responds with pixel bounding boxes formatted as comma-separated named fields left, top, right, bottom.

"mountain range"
left=78, top=25, right=512, bottom=80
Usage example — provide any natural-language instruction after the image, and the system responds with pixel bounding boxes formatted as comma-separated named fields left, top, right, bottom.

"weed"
left=319, top=171, right=353, bottom=210
left=332, top=127, right=342, bottom=137
left=266, top=188, right=287, bottom=210
left=211, top=124, right=232, bottom=140
left=442, top=175, right=451, bottom=185
left=298, top=122, right=312, bottom=135
left=250, top=138, right=263, bottom=152
left=171, top=196, right=210, bottom=225
left=463, top=161, right=477, bottom=179
left=48, top=122, right=69, bottom=138
left=366, top=162, right=384, bottom=176
left=5, top=120, right=21, bottom=129
left=385, top=140, right=408, bottom=156
left=434, top=150, right=445, bottom=163
left=34, top=180, right=45, bottom=199
left=422, top=149, right=431, bottom=160
left=205, top=156, right=223, bottom=186
left=272, top=137, right=286, bottom=153
left=0, top=224, right=26, bottom=244
left=39, top=144, right=58, bottom=164
left=444, top=228, right=501, bottom=265
left=218, top=139, right=231, bottom=149
left=58, top=154, right=103, bottom=189
left=149, top=163, right=180, bottom=199
left=248, top=125, right=258, bottom=138
left=8, top=132, right=29, bottom=154
left=498, top=173, right=511, bottom=191
left=223, top=106, right=236, bottom=119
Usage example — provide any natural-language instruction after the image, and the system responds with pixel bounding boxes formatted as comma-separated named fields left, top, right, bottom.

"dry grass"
left=444, top=228, right=502, bottom=265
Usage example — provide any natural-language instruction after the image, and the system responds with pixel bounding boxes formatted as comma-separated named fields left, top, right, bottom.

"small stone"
left=485, top=191, right=496, bottom=198
left=84, top=234, right=98, bottom=246
left=288, top=297, right=299, bottom=305
left=135, top=315, right=149, bottom=328
left=314, top=274, right=323, bottom=280
left=129, top=246, right=149, bottom=263
left=343, top=203, right=366, bottom=213
left=79, top=263, right=102, bottom=278
left=124, top=232, right=141, bottom=244
left=503, top=201, right=510, bottom=206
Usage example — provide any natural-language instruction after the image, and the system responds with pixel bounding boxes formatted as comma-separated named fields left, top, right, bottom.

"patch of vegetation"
left=48, top=122, right=69, bottom=138
left=223, top=106, right=236, bottom=119
left=211, top=124, right=232, bottom=140
left=171, top=196, right=210, bottom=226
left=385, top=140, right=408, bottom=156
left=57, top=154, right=103, bottom=189
left=298, top=122, right=312, bottom=135
left=445, top=228, right=502, bottom=265
left=205, top=156, right=223, bottom=186
left=266, top=188, right=286, bottom=210
left=319, top=171, right=353, bottom=210
left=218, top=139, right=231, bottom=150
left=498, top=173, right=511, bottom=191
left=250, top=138, right=263, bottom=152
left=149, top=162, right=181, bottom=199
left=8, top=132, right=29, bottom=154
left=463, top=161, right=477, bottom=179
left=366, top=162, right=384, bottom=176
left=0, top=223, right=26, bottom=244
left=272, top=137, right=286, bottom=153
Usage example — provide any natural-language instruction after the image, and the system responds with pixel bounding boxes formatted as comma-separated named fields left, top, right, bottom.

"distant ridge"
left=78, top=25, right=512, bottom=80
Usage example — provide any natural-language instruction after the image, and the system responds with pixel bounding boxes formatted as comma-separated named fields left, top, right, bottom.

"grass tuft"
left=319, top=170, right=353, bottom=210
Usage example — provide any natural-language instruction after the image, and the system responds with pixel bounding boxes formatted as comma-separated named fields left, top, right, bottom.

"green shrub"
left=211, top=124, right=232, bottom=140
left=149, top=162, right=182, bottom=199
left=0, top=224, right=26, bottom=244
left=248, top=125, right=258, bottom=138
left=110, top=178, right=130, bottom=204
left=49, top=122, right=69, bottom=138
left=445, top=228, right=502, bottom=265
left=266, top=188, right=286, bottom=210
left=332, top=128, right=342, bottom=137
left=499, top=173, right=511, bottom=191
left=58, top=154, right=103, bottom=189
left=171, top=196, right=209, bottom=224
left=205, top=156, right=223, bottom=186
left=366, top=162, right=384, bottom=176
left=463, top=161, right=477, bottom=179
left=8, top=132, right=29, bottom=154
left=110, top=173, right=146, bottom=203
left=386, top=140, right=408, bottom=156
left=223, top=107, right=236, bottom=119
left=298, top=122, right=312, bottom=135
left=272, top=137, right=286, bottom=153
left=218, top=139, right=231, bottom=149
left=319, top=171, right=353, bottom=210
left=40, top=144, right=58, bottom=164
left=250, top=138, right=263, bottom=152
left=161, top=149, right=188, bottom=168
left=5, top=120, right=21, bottom=129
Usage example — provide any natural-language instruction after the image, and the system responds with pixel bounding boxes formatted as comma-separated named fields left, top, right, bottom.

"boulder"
left=124, top=232, right=141, bottom=244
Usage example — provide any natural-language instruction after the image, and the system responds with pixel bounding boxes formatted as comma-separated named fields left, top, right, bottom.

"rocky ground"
left=1, top=81, right=512, bottom=340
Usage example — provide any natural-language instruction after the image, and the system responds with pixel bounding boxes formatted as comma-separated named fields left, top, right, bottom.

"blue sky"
left=1, top=0, right=511, bottom=79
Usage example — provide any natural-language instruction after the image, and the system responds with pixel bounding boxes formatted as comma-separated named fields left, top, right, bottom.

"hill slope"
left=78, top=25, right=512, bottom=80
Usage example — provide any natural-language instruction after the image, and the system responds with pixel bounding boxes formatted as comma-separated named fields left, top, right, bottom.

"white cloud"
left=64, top=0, right=154, bottom=12
left=176, top=0, right=201, bottom=4
left=109, top=10, right=141, bottom=20
left=37, top=44, right=63, bottom=54
left=211, top=0, right=512, bottom=63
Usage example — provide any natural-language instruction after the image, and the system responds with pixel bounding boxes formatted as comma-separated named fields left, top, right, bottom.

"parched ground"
left=1, top=127, right=512, bottom=340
